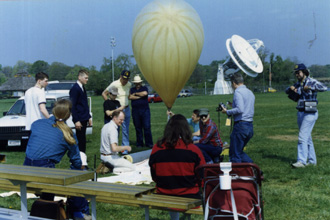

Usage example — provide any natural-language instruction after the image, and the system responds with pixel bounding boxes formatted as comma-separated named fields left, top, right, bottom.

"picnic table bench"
left=0, top=177, right=202, bottom=220
left=0, top=164, right=94, bottom=220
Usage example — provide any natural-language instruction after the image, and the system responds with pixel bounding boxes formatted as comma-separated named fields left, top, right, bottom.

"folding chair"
left=197, top=163, right=264, bottom=220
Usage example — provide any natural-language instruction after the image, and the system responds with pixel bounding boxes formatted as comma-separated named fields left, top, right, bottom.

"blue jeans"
left=229, top=121, right=254, bottom=163
left=23, top=157, right=55, bottom=200
left=23, top=157, right=55, bottom=168
left=195, top=143, right=222, bottom=162
left=297, top=111, right=318, bottom=165
left=132, top=108, right=153, bottom=147
left=169, top=211, right=180, bottom=220
left=67, top=166, right=90, bottom=216
left=121, top=106, right=131, bottom=146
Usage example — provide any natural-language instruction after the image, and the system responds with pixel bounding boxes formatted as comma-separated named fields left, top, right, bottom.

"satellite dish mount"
left=222, top=35, right=264, bottom=80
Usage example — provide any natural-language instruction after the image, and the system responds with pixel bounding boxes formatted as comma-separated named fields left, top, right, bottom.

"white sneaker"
left=291, top=161, right=305, bottom=168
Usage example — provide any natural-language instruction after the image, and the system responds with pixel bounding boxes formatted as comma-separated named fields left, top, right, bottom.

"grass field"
left=0, top=91, right=329, bottom=220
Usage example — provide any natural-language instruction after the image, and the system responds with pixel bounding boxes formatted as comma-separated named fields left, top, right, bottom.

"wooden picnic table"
left=0, top=176, right=202, bottom=220
left=0, top=164, right=94, bottom=220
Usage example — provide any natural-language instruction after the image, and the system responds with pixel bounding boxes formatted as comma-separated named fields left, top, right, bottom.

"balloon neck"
left=167, top=107, right=171, bottom=122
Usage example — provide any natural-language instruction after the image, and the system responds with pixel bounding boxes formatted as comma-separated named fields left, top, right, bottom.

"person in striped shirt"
left=286, top=63, right=328, bottom=168
left=149, top=114, right=206, bottom=220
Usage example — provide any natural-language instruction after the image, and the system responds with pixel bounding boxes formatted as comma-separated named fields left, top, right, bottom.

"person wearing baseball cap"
left=193, top=108, right=223, bottom=163
left=293, top=63, right=307, bottom=72
left=286, top=63, right=327, bottom=168
left=102, top=70, right=132, bottom=154
left=103, top=86, right=125, bottom=124
left=128, top=75, right=153, bottom=148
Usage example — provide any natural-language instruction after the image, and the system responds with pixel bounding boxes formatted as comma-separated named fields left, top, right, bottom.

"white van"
left=0, top=93, right=92, bottom=149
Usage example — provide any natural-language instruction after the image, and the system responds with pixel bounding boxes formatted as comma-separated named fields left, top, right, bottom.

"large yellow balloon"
left=132, top=0, right=204, bottom=109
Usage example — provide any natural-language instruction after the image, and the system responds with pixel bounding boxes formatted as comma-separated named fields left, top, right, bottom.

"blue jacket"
left=69, top=83, right=91, bottom=123
left=25, top=116, right=82, bottom=169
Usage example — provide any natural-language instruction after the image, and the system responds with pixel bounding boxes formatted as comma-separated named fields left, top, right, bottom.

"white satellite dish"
left=223, top=35, right=264, bottom=80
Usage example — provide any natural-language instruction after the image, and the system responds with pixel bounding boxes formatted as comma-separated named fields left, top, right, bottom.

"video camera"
left=216, top=102, right=226, bottom=112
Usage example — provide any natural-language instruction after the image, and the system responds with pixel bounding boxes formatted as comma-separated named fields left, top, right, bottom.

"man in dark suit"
left=70, top=69, right=92, bottom=153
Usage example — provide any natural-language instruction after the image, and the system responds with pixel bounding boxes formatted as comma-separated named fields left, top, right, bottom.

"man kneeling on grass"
left=194, top=108, right=223, bottom=163
left=100, top=111, right=135, bottom=174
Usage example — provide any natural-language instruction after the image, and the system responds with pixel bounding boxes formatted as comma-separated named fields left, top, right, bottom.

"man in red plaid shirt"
left=194, top=108, right=223, bottom=163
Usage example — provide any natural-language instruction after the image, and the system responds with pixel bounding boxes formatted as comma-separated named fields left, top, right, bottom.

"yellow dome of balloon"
left=132, top=0, right=204, bottom=109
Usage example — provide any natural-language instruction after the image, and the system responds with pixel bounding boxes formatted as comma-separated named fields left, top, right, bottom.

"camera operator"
left=194, top=108, right=223, bottom=163
left=221, top=73, right=255, bottom=163
left=286, top=64, right=327, bottom=168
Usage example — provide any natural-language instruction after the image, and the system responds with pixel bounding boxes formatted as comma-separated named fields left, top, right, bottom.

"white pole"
left=111, top=37, right=116, bottom=82
left=269, top=63, right=271, bottom=88
left=112, top=48, right=114, bottom=82
left=262, top=70, right=265, bottom=93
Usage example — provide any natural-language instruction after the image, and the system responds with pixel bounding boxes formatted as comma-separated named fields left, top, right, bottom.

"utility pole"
left=110, top=37, right=116, bottom=82
left=269, top=63, right=272, bottom=88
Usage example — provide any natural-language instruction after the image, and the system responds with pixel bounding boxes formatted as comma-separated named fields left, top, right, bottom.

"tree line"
left=1, top=52, right=329, bottom=94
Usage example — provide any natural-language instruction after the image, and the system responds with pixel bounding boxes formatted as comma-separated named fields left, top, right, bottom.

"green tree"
left=187, top=63, right=205, bottom=85
left=85, top=66, right=109, bottom=95
left=99, top=57, right=112, bottom=82
left=100, top=53, right=136, bottom=84
left=269, top=55, right=294, bottom=84
left=0, top=64, right=4, bottom=85
left=0, top=72, right=6, bottom=85
left=2, top=66, right=13, bottom=78
left=29, top=60, right=50, bottom=75
left=113, top=53, right=136, bottom=80
left=48, top=62, right=71, bottom=80
left=309, top=64, right=330, bottom=78
left=115, top=54, right=135, bottom=72
left=13, top=60, right=31, bottom=74
left=65, top=65, right=86, bottom=80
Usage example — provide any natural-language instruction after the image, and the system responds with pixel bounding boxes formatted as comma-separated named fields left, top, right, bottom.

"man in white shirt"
left=100, top=111, right=135, bottom=174
left=25, top=72, right=50, bottom=130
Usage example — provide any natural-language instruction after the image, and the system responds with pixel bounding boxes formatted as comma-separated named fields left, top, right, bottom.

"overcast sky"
left=0, top=0, right=329, bottom=69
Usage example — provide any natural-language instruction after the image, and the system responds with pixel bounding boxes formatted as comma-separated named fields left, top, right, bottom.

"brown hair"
left=157, top=114, right=192, bottom=149
left=193, top=109, right=200, bottom=117
left=52, top=99, right=76, bottom=145
left=78, top=69, right=89, bottom=77
left=35, top=72, right=49, bottom=82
